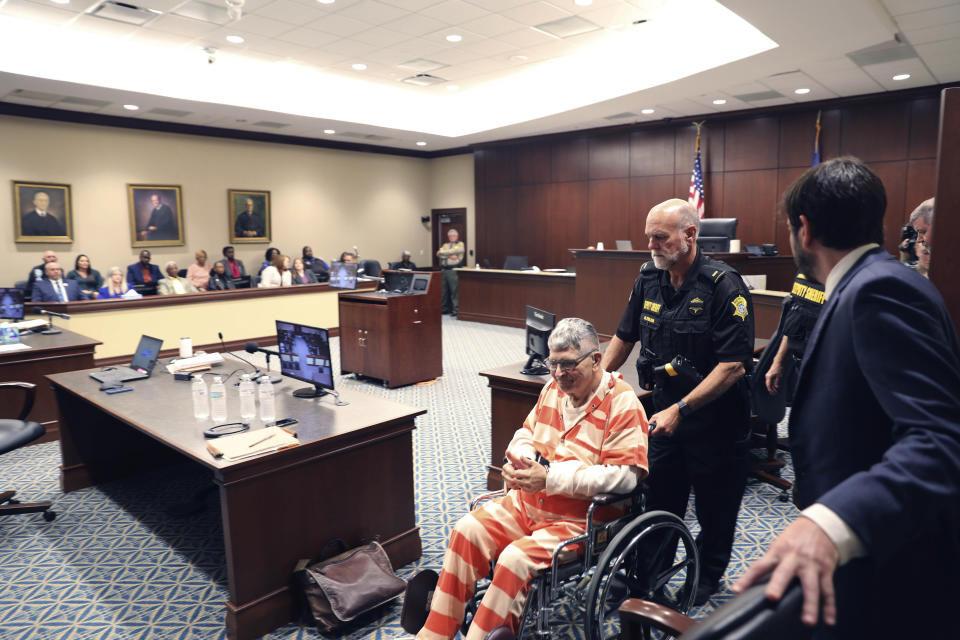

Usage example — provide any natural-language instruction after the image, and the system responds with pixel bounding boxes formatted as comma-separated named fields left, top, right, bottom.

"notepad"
left=205, top=426, right=298, bottom=461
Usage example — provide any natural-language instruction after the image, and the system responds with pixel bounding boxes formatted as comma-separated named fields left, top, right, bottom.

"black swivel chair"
left=0, top=382, right=56, bottom=521
left=360, top=260, right=382, bottom=278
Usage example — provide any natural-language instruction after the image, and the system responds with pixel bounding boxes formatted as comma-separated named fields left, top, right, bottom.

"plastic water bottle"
left=258, top=376, right=276, bottom=424
left=191, top=375, right=209, bottom=420
left=210, top=376, right=227, bottom=422
left=238, top=374, right=256, bottom=420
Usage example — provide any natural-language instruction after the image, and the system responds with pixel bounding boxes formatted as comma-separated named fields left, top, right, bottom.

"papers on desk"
left=9, top=319, right=47, bottom=331
left=0, top=342, right=32, bottom=353
left=166, top=351, right=224, bottom=374
left=205, top=426, right=298, bottom=461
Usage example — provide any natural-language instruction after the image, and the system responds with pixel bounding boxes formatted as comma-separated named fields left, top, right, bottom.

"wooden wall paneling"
left=589, top=133, right=630, bottom=179
left=818, top=109, right=842, bottom=163
left=479, top=186, right=519, bottom=269
left=724, top=116, right=780, bottom=171
left=516, top=184, right=550, bottom=267
left=908, top=97, right=941, bottom=159
left=630, top=128, right=675, bottom=176
left=721, top=169, right=780, bottom=247
left=673, top=122, right=725, bottom=175
left=867, top=161, right=908, bottom=255
left=551, top=136, right=590, bottom=182
left=480, top=146, right=519, bottom=186
left=905, top=158, right=936, bottom=216
left=629, top=175, right=676, bottom=245
left=672, top=171, right=725, bottom=218
left=839, top=100, right=910, bottom=162
left=775, top=167, right=808, bottom=256
left=779, top=110, right=823, bottom=168
left=588, top=179, right=630, bottom=247
left=516, top=142, right=552, bottom=185
left=931, top=88, right=959, bottom=331
left=548, top=181, right=589, bottom=268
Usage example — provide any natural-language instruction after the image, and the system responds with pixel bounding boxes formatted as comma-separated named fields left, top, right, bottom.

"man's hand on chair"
left=503, top=450, right=547, bottom=493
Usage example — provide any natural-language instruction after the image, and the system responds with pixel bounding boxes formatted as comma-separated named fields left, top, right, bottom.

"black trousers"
left=646, top=399, right=749, bottom=587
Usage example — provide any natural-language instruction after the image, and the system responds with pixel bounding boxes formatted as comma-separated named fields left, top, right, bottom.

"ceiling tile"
left=883, top=0, right=960, bottom=17
left=351, top=26, right=411, bottom=46
left=494, top=26, right=556, bottom=47
left=238, top=32, right=313, bottom=56
left=146, top=14, right=222, bottom=37
left=904, top=21, right=960, bottom=45
left=457, top=13, right=523, bottom=37
left=127, top=29, right=195, bottom=47
left=420, top=0, right=490, bottom=25
left=254, top=0, right=328, bottom=25
left=809, top=68, right=885, bottom=96
left=915, top=38, right=960, bottom=81
left=335, top=0, right=411, bottom=26
left=71, top=14, right=139, bottom=37
left=277, top=26, right=341, bottom=47
left=378, top=0, right=447, bottom=10
left=894, top=4, right=960, bottom=31
left=306, top=11, right=372, bottom=36
left=760, top=72, right=837, bottom=101
left=382, top=12, right=448, bottom=36
left=0, top=0, right=75, bottom=24
left=579, top=2, right=645, bottom=27
left=457, top=37, right=517, bottom=57
left=501, top=1, right=572, bottom=26
left=232, top=14, right=295, bottom=37
left=130, top=0, right=187, bottom=12
left=321, top=36, right=379, bottom=57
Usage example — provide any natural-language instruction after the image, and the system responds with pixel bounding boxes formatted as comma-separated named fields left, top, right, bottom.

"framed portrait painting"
left=228, top=189, right=271, bottom=243
left=128, top=184, right=184, bottom=247
left=13, top=181, right=73, bottom=243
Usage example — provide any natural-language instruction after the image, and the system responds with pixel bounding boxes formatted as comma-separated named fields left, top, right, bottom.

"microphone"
left=245, top=341, right=282, bottom=383
left=39, top=309, right=71, bottom=320
left=218, top=331, right=227, bottom=353
left=217, top=331, right=264, bottom=383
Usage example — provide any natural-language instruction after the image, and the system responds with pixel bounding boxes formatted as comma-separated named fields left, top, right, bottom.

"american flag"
left=688, top=147, right=705, bottom=218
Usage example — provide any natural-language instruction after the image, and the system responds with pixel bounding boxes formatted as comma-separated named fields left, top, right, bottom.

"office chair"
left=360, top=259, right=382, bottom=278
left=619, top=579, right=810, bottom=639
left=15, top=280, right=31, bottom=302
left=177, top=268, right=188, bottom=277
left=0, top=382, right=56, bottom=521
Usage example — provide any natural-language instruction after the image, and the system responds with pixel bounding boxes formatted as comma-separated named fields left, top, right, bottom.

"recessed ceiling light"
left=323, top=129, right=335, bottom=134
left=416, top=141, right=427, bottom=146
left=352, top=63, right=367, bottom=71
left=316, top=0, right=335, bottom=3
left=123, top=104, right=139, bottom=111
left=641, top=108, right=655, bottom=114
left=574, top=0, right=593, bottom=5
left=50, top=0, right=69, bottom=4
left=892, top=73, right=911, bottom=81
left=794, top=87, right=811, bottom=94
left=712, top=99, right=727, bottom=105
left=445, top=34, right=462, bottom=43
left=226, top=35, right=244, bottom=44
left=446, top=84, right=460, bottom=91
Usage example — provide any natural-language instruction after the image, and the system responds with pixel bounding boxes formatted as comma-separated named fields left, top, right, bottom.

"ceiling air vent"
left=533, top=15, right=599, bottom=39
left=848, top=40, right=918, bottom=67
left=401, top=74, right=447, bottom=87
left=340, top=132, right=392, bottom=141
left=59, top=96, right=111, bottom=108
left=88, top=1, right=156, bottom=26
left=252, top=121, right=290, bottom=129
left=732, top=90, right=784, bottom=102
left=605, top=112, right=638, bottom=120
left=7, top=89, right=63, bottom=102
left=398, top=58, right=448, bottom=73
left=172, top=0, right=231, bottom=25
left=148, top=108, right=192, bottom=117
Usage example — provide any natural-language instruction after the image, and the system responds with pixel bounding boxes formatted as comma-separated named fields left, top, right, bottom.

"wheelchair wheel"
left=583, top=510, right=699, bottom=640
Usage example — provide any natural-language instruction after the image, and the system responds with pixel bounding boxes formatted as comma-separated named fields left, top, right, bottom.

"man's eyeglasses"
left=546, top=349, right=598, bottom=372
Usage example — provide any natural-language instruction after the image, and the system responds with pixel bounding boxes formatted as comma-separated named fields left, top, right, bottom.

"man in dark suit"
left=221, top=246, right=246, bottom=279
left=24, top=249, right=58, bottom=296
left=234, top=198, right=265, bottom=238
left=21, top=192, right=65, bottom=236
left=734, top=158, right=960, bottom=637
left=32, top=262, right=84, bottom=302
left=138, top=193, right=177, bottom=241
left=126, top=250, right=164, bottom=286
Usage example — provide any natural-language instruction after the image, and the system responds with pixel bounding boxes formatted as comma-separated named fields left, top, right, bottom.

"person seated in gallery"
left=66, top=254, right=103, bottom=299
left=302, top=246, right=329, bottom=273
left=32, top=261, right=86, bottom=302
left=186, top=249, right=211, bottom=291
left=126, top=250, right=163, bottom=286
left=291, top=257, right=317, bottom=285
left=339, top=251, right=357, bottom=263
left=98, top=266, right=138, bottom=299
left=259, top=254, right=292, bottom=288
left=404, top=318, right=649, bottom=640
left=207, top=261, right=236, bottom=291
left=390, top=250, right=417, bottom=270
left=157, top=261, right=198, bottom=295
left=259, top=247, right=280, bottom=274
left=222, top=246, right=246, bottom=278
left=25, top=249, right=58, bottom=294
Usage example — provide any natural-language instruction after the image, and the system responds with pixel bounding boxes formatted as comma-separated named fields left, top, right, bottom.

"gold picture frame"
left=128, top=184, right=184, bottom=247
left=228, top=189, right=271, bottom=243
left=13, top=180, right=73, bottom=243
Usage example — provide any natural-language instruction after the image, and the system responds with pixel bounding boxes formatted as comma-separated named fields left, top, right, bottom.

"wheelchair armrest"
left=0, top=382, right=37, bottom=421
left=591, top=492, right=634, bottom=506
left=470, top=488, right=507, bottom=512
left=618, top=598, right=696, bottom=637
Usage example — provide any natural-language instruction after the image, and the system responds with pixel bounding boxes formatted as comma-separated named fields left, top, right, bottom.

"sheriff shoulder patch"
left=731, top=295, right=749, bottom=320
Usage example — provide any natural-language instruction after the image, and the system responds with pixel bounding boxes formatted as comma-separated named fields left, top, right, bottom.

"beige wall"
left=0, top=114, right=475, bottom=282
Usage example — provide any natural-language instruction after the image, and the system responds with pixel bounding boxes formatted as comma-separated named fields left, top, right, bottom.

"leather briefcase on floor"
left=294, top=539, right=405, bottom=635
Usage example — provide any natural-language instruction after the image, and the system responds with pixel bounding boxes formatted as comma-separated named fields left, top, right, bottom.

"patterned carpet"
left=0, top=316, right=797, bottom=639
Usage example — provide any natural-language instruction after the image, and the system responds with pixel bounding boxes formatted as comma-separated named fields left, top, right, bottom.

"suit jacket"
left=223, top=258, right=246, bottom=278
left=126, top=262, right=164, bottom=286
left=21, top=210, right=65, bottom=236
left=157, top=277, right=198, bottom=295
left=144, top=204, right=177, bottom=240
left=789, top=247, right=960, bottom=637
left=291, top=270, right=317, bottom=285
left=32, top=278, right=84, bottom=302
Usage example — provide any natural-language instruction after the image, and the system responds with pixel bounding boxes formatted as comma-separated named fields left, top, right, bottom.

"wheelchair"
left=457, top=487, right=701, bottom=640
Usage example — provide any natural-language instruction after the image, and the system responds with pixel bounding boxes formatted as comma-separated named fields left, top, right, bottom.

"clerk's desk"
left=48, top=364, right=423, bottom=640
left=480, top=339, right=769, bottom=489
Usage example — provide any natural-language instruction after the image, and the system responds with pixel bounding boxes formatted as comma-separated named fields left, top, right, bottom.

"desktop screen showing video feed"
left=0, top=288, right=24, bottom=320
left=328, top=262, right=358, bottom=290
left=276, top=321, right=334, bottom=389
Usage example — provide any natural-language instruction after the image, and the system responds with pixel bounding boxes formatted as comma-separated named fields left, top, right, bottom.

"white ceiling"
left=0, top=0, right=957, bottom=151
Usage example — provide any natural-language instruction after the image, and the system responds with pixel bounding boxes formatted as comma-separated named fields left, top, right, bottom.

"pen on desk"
left=248, top=432, right=275, bottom=448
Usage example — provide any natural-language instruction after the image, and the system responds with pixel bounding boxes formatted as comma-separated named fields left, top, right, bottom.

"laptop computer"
left=90, top=335, right=163, bottom=383
left=615, top=239, right=633, bottom=250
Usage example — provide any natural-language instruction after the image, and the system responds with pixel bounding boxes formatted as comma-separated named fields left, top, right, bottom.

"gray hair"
left=164, top=261, right=178, bottom=271
left=547, top=317, right=600, bottom=354
left=909, top=198, right=934, bottom=226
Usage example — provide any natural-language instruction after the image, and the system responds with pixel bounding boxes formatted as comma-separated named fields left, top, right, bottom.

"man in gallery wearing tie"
left=31, top=262, right=85, bottom=302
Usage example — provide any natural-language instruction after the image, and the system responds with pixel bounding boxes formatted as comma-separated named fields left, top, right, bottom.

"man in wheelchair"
left=406, top=317, right=650, bottom=639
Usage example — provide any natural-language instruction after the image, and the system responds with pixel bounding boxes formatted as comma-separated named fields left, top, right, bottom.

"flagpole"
left=689, top=121, right=706, bottom=218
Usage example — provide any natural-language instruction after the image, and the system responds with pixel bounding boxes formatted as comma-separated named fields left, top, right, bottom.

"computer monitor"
left=328, top=261, right=358, bottom=290
left=0, top=288, right=25, bottom=320
left=503, top=256, right=529, bottom=271
left=275, top=320, right=335, bottom=398
left=409, top=273, right=430, bottom=294
left=521, top=305, right=556, bottom=375
left=699, top=218, right=738, bottom=239
left=383, top=270, right=413, bottom=294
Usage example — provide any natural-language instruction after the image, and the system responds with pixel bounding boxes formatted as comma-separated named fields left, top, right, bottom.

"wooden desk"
left=48, top=365, right=423, bottom=640
left=338, top=273, right=441, bottom=388
left=572, top=249, right=796, bottom=338
left=0, top=329, right=100, bottom=441
left=456, top=268, right=576, bottom=328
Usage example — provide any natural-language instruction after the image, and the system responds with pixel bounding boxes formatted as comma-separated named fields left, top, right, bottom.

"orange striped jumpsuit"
left=417, top=371, right=649, bottom=639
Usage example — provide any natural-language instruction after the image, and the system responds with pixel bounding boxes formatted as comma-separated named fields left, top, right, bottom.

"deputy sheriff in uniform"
left=764, top=273, right=825, bottom=397
left=601, top=198, right=755, bottom=605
